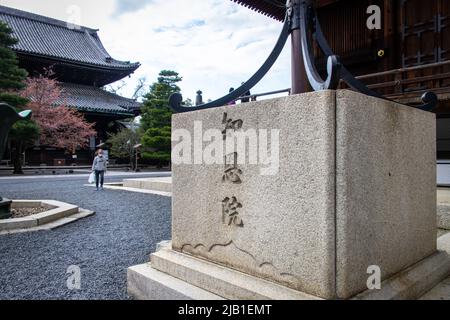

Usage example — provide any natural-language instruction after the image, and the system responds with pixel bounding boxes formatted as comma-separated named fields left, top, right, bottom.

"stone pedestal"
left=128, top=90, right=450, bottom=300
left=0, top=198, right=12, bottom=220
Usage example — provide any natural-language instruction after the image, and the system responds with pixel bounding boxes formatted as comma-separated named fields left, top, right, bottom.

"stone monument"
left=127, top=90, right=450, bottom=300
left=128, top=0, right=449, bottom=300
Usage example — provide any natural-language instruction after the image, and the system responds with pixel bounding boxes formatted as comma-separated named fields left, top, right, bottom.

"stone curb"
left=438, top=204, right=450, bottom=230
left=123, top=178, right=172, bottom=193
left=0, top=200, right=95, bottom=235
left=84, top=184, right=172, bottom=197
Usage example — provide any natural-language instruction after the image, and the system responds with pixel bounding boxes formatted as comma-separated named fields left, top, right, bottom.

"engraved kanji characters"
left=222, top=197, right=244, bottom=227
left=223, top=152, right=242, bottom=184
left=221, top=113, right=244, bottom=227
left=222, top=112, right=243, bottom=140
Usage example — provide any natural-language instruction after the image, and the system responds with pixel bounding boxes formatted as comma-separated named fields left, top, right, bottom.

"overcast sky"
left=0, top=0, right=291, bottom=102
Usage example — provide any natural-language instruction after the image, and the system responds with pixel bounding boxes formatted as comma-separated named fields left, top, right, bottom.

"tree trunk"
left=12, top=142, right=24, bottom=175
left=130, top=153, right=135, bottom=171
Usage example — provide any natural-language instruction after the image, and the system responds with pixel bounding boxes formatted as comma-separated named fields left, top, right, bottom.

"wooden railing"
left=340, top=61, right=450, bottom=103
left=239, top=88, right=291, bottom=102
left=201, top=61, right=450, bottom=106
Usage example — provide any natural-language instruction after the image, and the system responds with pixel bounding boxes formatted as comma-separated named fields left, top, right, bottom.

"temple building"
left=0, top=5, right=141, bottom=165
left=233, top=0, right=450, bottom=159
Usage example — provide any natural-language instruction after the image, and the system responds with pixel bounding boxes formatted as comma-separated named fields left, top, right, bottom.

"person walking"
left=92, top=149, right=108, bottom=191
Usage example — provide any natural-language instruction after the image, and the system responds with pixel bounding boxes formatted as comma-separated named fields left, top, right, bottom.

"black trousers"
left=95, top=170, right=105, bottom=188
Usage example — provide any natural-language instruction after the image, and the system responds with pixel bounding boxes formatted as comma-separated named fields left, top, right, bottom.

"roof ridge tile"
left=0, top=5, right=141, bottom=74
left=0, top=5, right=97, bottom=33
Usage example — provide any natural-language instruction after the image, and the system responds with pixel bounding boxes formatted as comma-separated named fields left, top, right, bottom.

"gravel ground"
left=0, top=178, right=171, bottom=300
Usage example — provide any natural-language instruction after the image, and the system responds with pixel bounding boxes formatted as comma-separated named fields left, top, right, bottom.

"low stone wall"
left=123, top=178, right=172, bottom=193
left=438, top=205, right=450, bottom=230
left=0, top=200, right=94, bottom=234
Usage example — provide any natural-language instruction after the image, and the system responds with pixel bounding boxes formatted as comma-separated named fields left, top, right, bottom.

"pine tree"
left=140, top=70, right=182, bottom=166
left=0, top=21, right=39, bottom=174
left=0, top=21, right=28, bottom=107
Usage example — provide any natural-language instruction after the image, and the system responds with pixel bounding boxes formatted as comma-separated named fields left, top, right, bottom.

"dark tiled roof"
left=0, top=5, right=140, bottom=71
left=60, top=83, right=141, bottom=116
left=231, top=0, right=286, bottom=21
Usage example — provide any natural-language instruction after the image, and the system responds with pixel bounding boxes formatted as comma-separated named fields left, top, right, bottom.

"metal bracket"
left=169, top=10, right=291, bottom=113
left=169, top=1, right=438, bottom=113
left=298, top=1, right=341, bottom=91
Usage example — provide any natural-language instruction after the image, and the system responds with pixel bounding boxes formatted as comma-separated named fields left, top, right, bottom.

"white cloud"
left=0, top=0, right=291, bottom=102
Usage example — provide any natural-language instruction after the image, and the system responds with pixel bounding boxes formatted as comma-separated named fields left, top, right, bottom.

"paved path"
left=0, top=171, right=171, bottom=180
left=0, top=174, right=171, bottom=300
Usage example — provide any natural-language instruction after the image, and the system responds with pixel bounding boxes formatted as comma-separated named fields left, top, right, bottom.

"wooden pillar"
left=291, top=0, right=310, bottom=94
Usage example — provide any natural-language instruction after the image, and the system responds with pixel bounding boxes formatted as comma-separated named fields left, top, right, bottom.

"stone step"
left=128, top=236, right=450, bottom=300
left=420, top=276, right=450, bottom=300
left=419, top=233, right=450, bottom=300
left=127, top=263, right=224, bottom=300
left=149, top=242, right=320, bottom=300
left=123, top=177, right=172, bottom=193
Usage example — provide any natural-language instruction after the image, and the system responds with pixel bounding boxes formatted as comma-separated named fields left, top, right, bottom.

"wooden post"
left=291, top=0, right=310, bottom=94
left=384, top=0, right=397, bottom=95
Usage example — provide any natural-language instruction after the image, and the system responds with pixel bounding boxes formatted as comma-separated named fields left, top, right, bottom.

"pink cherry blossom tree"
left=20, top=72, right=96, bottom=154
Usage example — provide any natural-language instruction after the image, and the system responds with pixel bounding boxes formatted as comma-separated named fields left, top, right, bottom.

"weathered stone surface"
left=0, top=200, right=81, bottom=232
left=354, top=251, right=450, bottom=300
left=0, top=209, right=95, bottom=235
left=355, top=233, right=450, bottom=300
left=438, top=205, right=450, bottom=230
left=168, top=90, right=437, bottom=300
left=127, top=263, right=224, bottom=300
left=172, top=91, right=337, bottom=299
left=335, top=90, right=437, bottom=298
left=438, top=188, right=450, bottom=205
left=34, top=206, right=79, bottom=225
left=420, top=233, right=450, bottom=300
left=150, top=241, right=320, bottom=300
left=10, top=201, right=43, bottom=209
left=421, top=276, right=450, bottom=300
left=123, top=177, right=172, bottom=193
left=0, top=217, right=37, bottom=231
left=128, top=236, right=450, bottom=301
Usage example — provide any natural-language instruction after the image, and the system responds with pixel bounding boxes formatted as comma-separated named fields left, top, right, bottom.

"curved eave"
left=231, top=0, right=340, bottom=20
left=231, top=0, right=286, bottom=21
left=15, top=50, right=141, bottom=73
left=74, top=106, right=136, bottom=117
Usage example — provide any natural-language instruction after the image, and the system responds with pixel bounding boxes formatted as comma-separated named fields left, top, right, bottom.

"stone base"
left=0, top=200, right=95, bottom=235
left=127, top=264, right=224, bottom=300
left=0, top=198, right=12, bottom=220
left=128, top=236, right=450, bottom=300
left=123, top=177, right=172, bottom=193
left=127, top=91, right=443, bottom=299
left=170, top=90, right=437, bottom=299
left=438, top=204, right=450, bottom=230
left=128, top=242, right=319, bottom=300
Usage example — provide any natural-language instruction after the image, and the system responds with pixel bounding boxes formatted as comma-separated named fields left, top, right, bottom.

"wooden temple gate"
left=230, top=0, right=450, bottom=158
